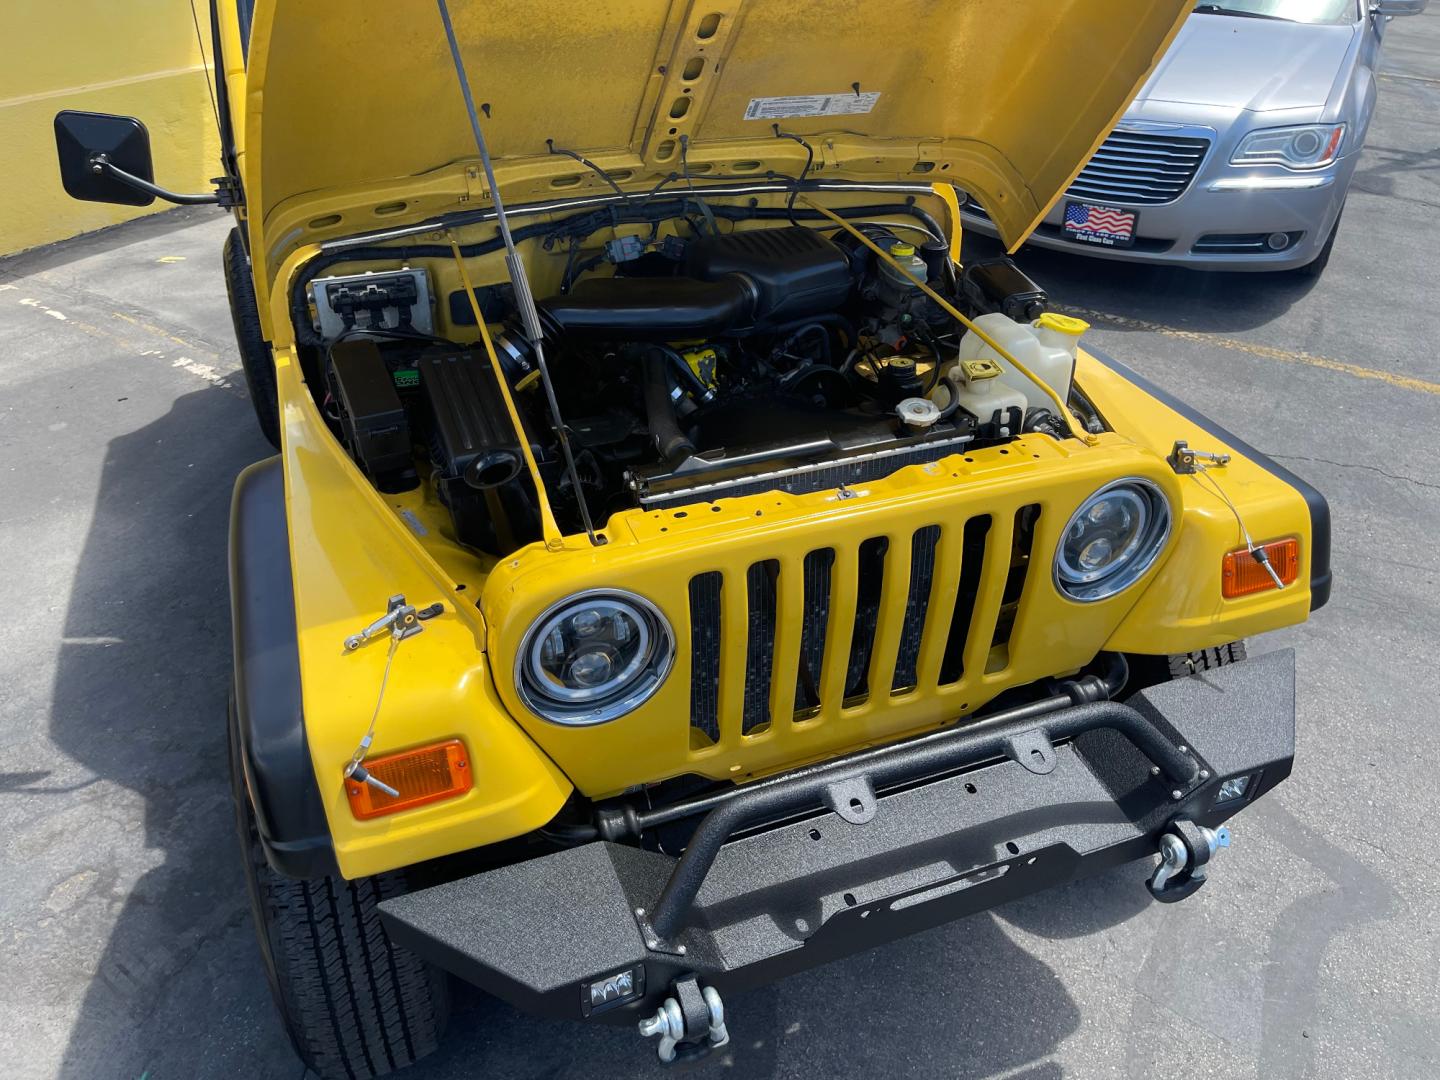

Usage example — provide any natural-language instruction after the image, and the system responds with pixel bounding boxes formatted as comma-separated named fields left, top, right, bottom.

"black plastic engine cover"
left=685, top=226, right=853, bottom=328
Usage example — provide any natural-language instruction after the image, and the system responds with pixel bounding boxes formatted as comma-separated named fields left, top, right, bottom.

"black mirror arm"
left=88, top=153, right=220, bottom=206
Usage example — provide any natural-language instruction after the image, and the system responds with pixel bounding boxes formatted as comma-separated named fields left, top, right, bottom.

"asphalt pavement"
left=2, top=12, right=1438, bottom=1079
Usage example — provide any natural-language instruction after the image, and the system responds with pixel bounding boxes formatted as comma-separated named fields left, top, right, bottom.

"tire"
left=223, top=227, right=282, bottom=448
left=229, top=700, right=450, bottom=1079
left=1292, top=204, right=1343, bottom=280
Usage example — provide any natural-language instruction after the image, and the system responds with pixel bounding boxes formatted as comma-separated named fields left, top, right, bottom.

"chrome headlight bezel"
left=1229, top=123, right=1346, bottom=171
left=515, top=589, right=675, bottom=726
left=1054, top=479, right=1173, bottom=603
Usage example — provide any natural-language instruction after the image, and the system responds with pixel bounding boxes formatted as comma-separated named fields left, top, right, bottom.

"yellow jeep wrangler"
left=57, top=1, right=1328, bottom=1074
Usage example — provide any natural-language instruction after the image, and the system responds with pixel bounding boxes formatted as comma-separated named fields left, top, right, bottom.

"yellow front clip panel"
left=274, top=348, right=571, bottom=880
left=1078, top=351, right=1317, bottom=652
left=268, top=328, right=1315, bottom=875
left=485, top=437, right=1187, bottom=798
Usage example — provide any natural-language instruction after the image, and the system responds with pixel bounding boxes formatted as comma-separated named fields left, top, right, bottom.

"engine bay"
left=303, top=201, right=1100, bottom=557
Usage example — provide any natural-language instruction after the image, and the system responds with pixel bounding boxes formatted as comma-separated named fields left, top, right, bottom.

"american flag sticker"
left=1063, top=202, right=1137, bottom=247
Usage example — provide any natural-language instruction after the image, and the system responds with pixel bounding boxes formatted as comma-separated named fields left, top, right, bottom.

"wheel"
left=229, top=699, right=450, bottom=1078
left=223, top=227, right=282, bottom=448
left=1291, top=204, right=1343, bottom=280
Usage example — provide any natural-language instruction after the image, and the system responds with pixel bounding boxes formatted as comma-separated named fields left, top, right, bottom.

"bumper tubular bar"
left=646, top=697, right=1199, bottom=941
left=379, top=650, right=1295, bottom=1023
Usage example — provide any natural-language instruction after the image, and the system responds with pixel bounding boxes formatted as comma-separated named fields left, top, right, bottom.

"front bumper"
left=963, top=155, right=1355, bottom=271
left=381, top=650, right=1295, bottom=1024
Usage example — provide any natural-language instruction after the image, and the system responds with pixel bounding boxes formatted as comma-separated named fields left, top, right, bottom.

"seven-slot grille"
left=687, top=507, right=1040, bottom=747
left=1067, top=130, right=1210, bottom=206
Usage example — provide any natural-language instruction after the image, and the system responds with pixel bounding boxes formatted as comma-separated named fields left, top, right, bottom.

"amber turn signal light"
left=1222, top=538, right=1298, bottom=598
left=346, top=739, right=472, bottom=820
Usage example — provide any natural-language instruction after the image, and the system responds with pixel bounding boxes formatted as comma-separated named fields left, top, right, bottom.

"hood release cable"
left=341, top=595, right=443, bottom=797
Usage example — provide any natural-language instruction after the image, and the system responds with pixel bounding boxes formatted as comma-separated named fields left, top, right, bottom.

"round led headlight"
left=1054, top=479, right=1172, bottom=602
left=516, top=590, right=674, bottom=725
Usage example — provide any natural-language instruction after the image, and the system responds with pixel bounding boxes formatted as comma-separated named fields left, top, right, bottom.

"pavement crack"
left=1264, top=452, right=1440, bottom=493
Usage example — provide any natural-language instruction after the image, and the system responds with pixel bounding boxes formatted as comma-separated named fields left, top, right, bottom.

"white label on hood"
left=744, top=92, right=881, bottom=121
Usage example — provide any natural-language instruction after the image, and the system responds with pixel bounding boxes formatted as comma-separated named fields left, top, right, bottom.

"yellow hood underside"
left=243, top=0, right=1189, bottom=279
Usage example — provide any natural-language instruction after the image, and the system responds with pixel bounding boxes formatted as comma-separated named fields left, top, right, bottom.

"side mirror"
left=54, top=110, right=157, bottom=206
left=54, top=109, right=223, bottom=207
left=1370, top=0, right=1428, bottom=15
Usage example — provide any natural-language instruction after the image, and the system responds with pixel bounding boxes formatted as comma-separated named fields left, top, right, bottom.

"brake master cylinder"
left=876, top=240, right=929, bottom=307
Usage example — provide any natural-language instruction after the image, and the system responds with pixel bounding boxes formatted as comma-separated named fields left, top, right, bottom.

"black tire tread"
left=1293, top=204, right=1343, bottom=280
left=232, top=705, right=448, bottom=1079
left=223, top=226, right=282, bottom=448
left=1167, top=640, right=1247, bottom=679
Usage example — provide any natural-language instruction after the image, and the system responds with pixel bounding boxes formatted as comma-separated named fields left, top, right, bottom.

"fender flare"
left=230, top=456, right=339, bottom=879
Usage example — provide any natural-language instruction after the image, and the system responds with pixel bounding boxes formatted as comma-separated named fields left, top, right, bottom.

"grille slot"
left=794, top=548, right=835, bottom=714
left=742, top=561, right=780, bottom=734
left=989, top=506, right=1041, bottom=670
left=892, top=525, right=941, bottom=692
left=843, top=537, right=890, bottom=703
left=939, top=516, right=993, bottom=684
left=688, top=572, right=723, bottom=742
left=1067, top=131, right=1210, bottom=206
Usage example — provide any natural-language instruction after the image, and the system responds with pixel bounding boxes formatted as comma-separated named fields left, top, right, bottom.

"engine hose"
left=935, top=383, right=962, bottom=422
left=642, top=347, right=695, bottom=464
left=750, top=311, right=855, bottom=355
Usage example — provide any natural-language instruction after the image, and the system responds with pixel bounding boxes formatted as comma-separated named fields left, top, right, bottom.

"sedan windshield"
left=1193, top=0, right=1357, bottom=23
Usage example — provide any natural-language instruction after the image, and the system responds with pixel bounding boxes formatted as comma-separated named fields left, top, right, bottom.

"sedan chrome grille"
left=1067, top=131, right=1210, bottom=206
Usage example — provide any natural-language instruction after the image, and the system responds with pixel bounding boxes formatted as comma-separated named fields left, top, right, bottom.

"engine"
left=316, top=220, right=1076, bottom=556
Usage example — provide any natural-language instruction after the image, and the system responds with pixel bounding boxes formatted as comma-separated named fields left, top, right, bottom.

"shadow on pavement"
left=0, top=206, right=224, bottom=279
left=423, top=911, right=1087, bottom=1080
left=50, top=386, right=287, bottom=1079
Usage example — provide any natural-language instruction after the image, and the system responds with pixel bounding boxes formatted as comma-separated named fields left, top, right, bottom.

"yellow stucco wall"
left=0, top=2, right=223, bottom=256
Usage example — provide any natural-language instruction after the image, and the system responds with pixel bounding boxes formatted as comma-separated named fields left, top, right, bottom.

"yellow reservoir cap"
left=890, top=241, right=917, bottom=257
left=1035, top=312, right=1090, bottom=336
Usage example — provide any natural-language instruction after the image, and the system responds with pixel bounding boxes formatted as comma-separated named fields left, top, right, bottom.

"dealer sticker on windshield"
left=1063, top=201, right=1138, bottom=248
left=744, top=92, right=881, bottom=121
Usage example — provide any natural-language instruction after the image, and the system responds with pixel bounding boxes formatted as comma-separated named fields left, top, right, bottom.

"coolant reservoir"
left=954, top=311, right=1088, bottom=413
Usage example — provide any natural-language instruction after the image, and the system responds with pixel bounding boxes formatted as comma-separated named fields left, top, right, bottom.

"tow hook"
left=1147, top=819, right=1231, bottom=904
left=638, top=975, right=729, bottom=1065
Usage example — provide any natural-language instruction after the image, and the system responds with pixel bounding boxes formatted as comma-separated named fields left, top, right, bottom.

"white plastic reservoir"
left=953, top=311, right=1088, bottom=415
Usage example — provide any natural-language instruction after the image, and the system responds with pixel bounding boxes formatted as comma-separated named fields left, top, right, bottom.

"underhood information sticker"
left=744, top=92, right=881, bottom=121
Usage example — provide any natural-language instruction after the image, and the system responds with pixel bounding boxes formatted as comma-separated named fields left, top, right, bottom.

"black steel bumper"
left=380, top=650, right=1295, bottom=1024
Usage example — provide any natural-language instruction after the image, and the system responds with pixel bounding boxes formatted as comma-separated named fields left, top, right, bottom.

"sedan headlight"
left=1054, top=479, right=1172, bottom=602
left=517, top=590, right=674, bottom=725
left=1230, top=124, right=1345, bottom=170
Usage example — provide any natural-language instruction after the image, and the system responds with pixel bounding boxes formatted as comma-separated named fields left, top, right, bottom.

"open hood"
left=243, top=0, right=1190, bottom=269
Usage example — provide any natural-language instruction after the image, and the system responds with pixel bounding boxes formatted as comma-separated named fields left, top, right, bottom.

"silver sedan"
left=959, top=0, right=1429, bottom=275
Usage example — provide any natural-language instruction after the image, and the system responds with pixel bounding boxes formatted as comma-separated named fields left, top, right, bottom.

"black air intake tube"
left=641, top=347, right=695, bottom=465
left=540, top=275, right=757, bottom=340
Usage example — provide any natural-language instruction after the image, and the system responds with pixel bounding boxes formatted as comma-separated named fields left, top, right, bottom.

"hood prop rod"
left=435, top=0, right=602, bottom=547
